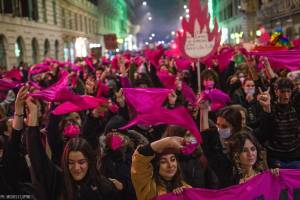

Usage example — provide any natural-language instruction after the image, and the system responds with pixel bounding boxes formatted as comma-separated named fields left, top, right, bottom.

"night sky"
left=137, top=0, right=186, bottom=43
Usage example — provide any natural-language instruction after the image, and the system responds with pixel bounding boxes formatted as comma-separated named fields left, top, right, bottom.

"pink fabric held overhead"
left=0, top=79, right=22, bottom=91
left=52, top=95, right=108, bottom=115
left=250, top=50, right=300, bottom=71
left=4, top=69, right=22, bottom=81
left=120, top=106, right=202, bottom=144
left=122, top=88, right=171, bottom=114
left=181, top=82, right=197, bottom=106
left=83, top=57, right=96, bottom=72
left=199, top=89, right=231, bottom=111
left=154, top=169, right=300, bottom=200
left=175, top=58, right=192, bottom=71
left=29, top=63, right=51, bottom=76
left=157, top=71, right=176, bottom=89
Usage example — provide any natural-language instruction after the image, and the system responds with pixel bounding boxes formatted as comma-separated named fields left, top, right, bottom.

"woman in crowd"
left=231, top=77, right=262, bottom=129
left=24, top=96, right=118, bottom=200
left=200, top=105, right=243, bottom=188
left=162, top=125, right=219, bottom=188
left=229, top=131, right=279, bottom=184
left=131, top=136, right=191, bottom=200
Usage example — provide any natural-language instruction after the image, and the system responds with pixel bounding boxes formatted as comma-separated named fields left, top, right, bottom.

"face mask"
left=244, top=87, right=255, bottom=95
left=203, top=80, right=215, bottom=90
left=181, top=136, right=198, bottom=155
left=63, top=124, right=80, bottom=137
left=218, top=127, right=231, bottom=139
left=107, top=134, right=124, bottom=150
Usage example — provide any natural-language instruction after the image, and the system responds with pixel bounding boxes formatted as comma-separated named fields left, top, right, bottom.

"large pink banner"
left=155, top=170, right=300, bottom=200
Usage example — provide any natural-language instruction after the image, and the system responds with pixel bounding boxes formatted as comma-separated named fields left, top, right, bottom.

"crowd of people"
left=0, top=44, right=299, bottom=200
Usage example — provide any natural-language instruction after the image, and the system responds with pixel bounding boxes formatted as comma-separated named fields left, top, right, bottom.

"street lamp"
left=184, top=5, right=187, bottom=9
left=185, top=9, right=189, bottom=13
left=148, top=16, right=152, bottom=21
left=142, top=1, right=147, bottom=6
left=179, top=16, right=183, bottom=20
left=151, top=33, right=155, bottom=37
left=171, top=31, right=175, bottom=36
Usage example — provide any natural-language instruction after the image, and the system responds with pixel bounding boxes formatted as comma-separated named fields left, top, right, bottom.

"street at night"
left=1, top=0, right=300, bottom=199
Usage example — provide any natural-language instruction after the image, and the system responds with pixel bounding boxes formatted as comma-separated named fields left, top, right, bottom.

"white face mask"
left=244, top=87, right=255, bottom=95
left=185, top=135, right=198, bottom=144
left=218, top=127, right=231, bottom=139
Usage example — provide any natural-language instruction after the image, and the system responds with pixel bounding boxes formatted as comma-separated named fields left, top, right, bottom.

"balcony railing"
left=258, top=0, right=300, bottom=19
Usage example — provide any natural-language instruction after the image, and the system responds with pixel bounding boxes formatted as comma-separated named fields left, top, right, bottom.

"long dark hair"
left=229, top=131, right=267, bottom=176
left=61, top=137, right=101, bottom=200
left=152, top=153, right=183, bottom=192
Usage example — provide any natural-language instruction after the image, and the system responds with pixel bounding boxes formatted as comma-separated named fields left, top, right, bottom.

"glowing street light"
left=148, top=16, right=152, bottom=21
left=179, top=16, right=183, bottom=20
left=186, top=14, right=190, bottom=18
left=145, top=42, right=149, bottom=45
left=151, top=33, right=155, bottom=37
left=183, top=5, right=187, bottom=9
left=161, top=41, right=165, bottom=44
left=149, top=37, right=153, bottom=40
left=116, top=48, right=120, bottom=53
left=142, top=1, right=147, bottom=6
left=171, top=31, right=175, bottom=36
left=185, top=9, right=189, bottom=13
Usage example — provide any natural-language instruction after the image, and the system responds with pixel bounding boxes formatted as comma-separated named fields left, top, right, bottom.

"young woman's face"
left=239, top=139, right=257, bottom=169
left=159, top=154, right=178, bottom=181
left=243, top=80, right=255, bottom=89
left=68, top=151, right=89, bottom=181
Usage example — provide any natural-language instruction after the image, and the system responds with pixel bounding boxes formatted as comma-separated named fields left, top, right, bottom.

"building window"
left=61, top=8, right=65, bottom=28
left=64, top=41, right=70, bottom=61
left=15, top=36, right=24, bottom=64
left=44, top=39, right=50, bottom=57
left=52, top=0, right=57, bottom=24
left=79, top=15, right=83, bottom=31
left=42, top=0, right=47, bottom=22
left=55, top=40, right=59, bottom=59
left=84, top=16, right=87, bottom=33
left=31, top=38, right=39, bottom=64
left=32, top=0, right=38, bottom=21
left=0, top=35, right=7, bottom=68
left=69, top=10, right=72, bottom=30
left=75, top=13, right=78, bottom=30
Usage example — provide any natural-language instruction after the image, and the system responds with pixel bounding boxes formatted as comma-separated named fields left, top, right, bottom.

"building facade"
left=0, top=0, right=138, bottom=69
left=215, top=0, right=260, bottom=44
left=258, top=0, right=300, bottom=39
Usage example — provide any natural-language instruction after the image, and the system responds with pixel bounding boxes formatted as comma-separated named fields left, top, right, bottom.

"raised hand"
left=168, top=90, right=177, bottom=106
left=257, top=87, right=271, bottom=113
left=150, top=136, right=185, bottom=154
left=15, top=86, right=29, bottom=114
left=115, top=89, right=125, bottom=107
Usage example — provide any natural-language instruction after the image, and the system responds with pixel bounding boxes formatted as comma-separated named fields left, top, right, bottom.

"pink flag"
left=181, top=82, right=197, bottom=105
left=122, top=88, right=171, bottom=114
left=4, top=69, right=22, bottom=81
left=175, top=58, right=192, bottom=71
left=29, top=72, right=72, bottom=102
left=52, top=95, right=108, bottom=115
left=157, top=71, right=176, bottom=89
left=0, top=79, right=22, bottom=91
left=121, top=106, right=202, bottom=144
left=200, top=89, right=231, bottom=111
left=154, top=169, right=300, bottom=200
left=29, top=64, right=51, bottom=76
left=84, top=57, right=96, bottom=72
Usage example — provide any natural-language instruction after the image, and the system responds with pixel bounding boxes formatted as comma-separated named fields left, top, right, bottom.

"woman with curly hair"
left=229, top=131, right=278, bottom=184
